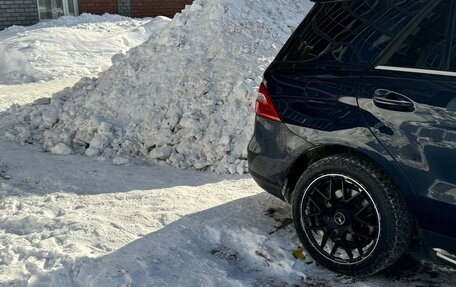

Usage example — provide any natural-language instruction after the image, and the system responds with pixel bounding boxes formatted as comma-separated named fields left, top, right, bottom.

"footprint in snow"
left=0, top=163, right=11, bottom=180
left=210, top=245, right=239, bottom=265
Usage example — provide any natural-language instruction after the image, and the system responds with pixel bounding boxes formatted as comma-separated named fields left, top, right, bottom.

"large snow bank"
left=5, top=0, right=313, bottom=174
left=0, top=13, right=170, bottom=84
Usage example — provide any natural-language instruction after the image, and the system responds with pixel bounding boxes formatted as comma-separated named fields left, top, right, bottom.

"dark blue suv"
left=248, top=0, right=456, bottom=276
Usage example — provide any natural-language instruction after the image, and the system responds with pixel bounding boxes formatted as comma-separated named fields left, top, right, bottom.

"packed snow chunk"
left=149, top=145, right=173, bottom=161
left=5, top=0, right=314, bottom=174
left=49, top=143, right=72, bottom=155
left=113, top=157, right=129, bottom=165
left=0, top=50, right=45, bottom=84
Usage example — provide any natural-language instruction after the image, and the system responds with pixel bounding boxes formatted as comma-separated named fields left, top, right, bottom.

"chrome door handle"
left=373, top=89, right=415, bottom=112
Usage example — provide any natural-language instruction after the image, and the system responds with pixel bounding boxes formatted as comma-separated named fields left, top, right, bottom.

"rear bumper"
left=247, top=117, right=313, bottom=201
left=249, top=169, right=284, bottom=200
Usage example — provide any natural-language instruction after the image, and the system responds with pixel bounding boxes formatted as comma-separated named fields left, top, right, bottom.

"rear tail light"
left=255, top=82, right=281, bottom=122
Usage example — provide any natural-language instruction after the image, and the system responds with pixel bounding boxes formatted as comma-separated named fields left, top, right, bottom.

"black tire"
left=292, top=154, right=413, bottom=276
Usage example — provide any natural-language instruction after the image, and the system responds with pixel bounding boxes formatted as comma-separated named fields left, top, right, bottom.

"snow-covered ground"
left=1, top=137, right=455, bottom=287
left=0, top=14, right=170, bottom=85
left=0, top=77, right=80, bottom=112
left=0, top=13, right=171, bottom=133
left=0, top=1, right=455, bottom=286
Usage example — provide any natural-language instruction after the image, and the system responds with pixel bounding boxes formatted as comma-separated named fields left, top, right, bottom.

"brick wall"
left=81, top=0, right=117, bottom=15
left=0, top=0, right=194, bottom=30
left=80, top=0, right=194, bottom=18
left=0, top=0, right=39, bottom=30
left=117, top=0, right=130, bottom=16
left=130, top=0, right=193, bottom=18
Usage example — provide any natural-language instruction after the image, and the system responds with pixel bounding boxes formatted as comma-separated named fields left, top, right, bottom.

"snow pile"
left=5, top=0, right=313, bottom=174
left=0, top=50, right=45, bottom=84
left=0, top=14, right=171, bottom=84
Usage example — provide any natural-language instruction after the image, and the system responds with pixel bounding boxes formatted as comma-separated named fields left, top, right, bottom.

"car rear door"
left=357, top=0, right=456, bottom=240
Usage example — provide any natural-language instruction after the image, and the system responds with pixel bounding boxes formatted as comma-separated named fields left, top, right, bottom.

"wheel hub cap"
left=334, top=211, right=346, bottom=226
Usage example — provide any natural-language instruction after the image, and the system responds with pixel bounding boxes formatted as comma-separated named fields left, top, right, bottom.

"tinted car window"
left=384, top=1, right=452, bottom=70
left=284, top=2, right=366, bottom=63
left=283, top=3, right=358, bottom=62
left=450, top=45, right=456, bottom=72
left=337, top=0, right=430, bottom=66
left=449, top=13, right=456, bottom=71
left=283, top=0, right=430, bottom=66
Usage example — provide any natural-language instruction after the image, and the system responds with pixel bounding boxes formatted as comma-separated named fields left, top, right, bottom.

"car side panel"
left=357, top=71, right=456, bottom=239
left=264, top=63, right=418, bottom=204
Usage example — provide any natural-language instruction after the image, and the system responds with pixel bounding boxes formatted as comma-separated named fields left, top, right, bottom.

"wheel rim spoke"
left=353, top=231, right=376, bottom=240
left=354, top=217, right=378, bottom=229
left=346, top=189, right=363, bottom=204
left=328, top=178, right=335, bottom=202
left=341, top=235, right=354, bottom=260
left=307, top=225, right=327, bottom=231
left=354, top=235, right=364, bottom=256
left=315, top=186, right=329, bottom=201
left=355, top=202, right=371, bottom=217
left=302, top=211, right=322, bottom=219
left=309, top=198, right=324, bottom=212
left=341, top=179, right=350, bottom=202
left=320, top=230, right=331, bottom=248
left=330, top=240, right=340, bottom=256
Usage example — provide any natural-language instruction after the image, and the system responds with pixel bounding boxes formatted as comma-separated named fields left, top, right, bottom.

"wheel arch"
left=284, top=144, right=417, bottom=205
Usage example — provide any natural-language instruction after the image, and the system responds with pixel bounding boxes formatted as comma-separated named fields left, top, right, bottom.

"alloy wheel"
left=299, top=174, right=381, bottom=264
